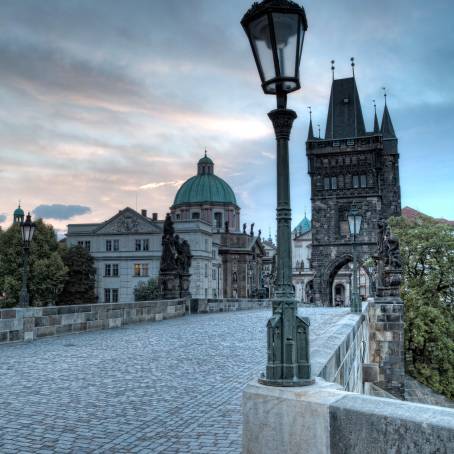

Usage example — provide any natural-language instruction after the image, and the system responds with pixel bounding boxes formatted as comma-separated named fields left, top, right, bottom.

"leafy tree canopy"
left=58, top=245, right=96, bottom=305
left=390, top=215, right=454, bottom=399
left=134, top=278, right=160, bottom=302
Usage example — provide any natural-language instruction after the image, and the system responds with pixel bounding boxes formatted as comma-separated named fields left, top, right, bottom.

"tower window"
left=353, top=175, right=359, bottom=188
left=360, top=175, right=367, bottom=188
left=324, top=178, right=330, bottom=190
left=331, top=177, right=337, bottom=190
left=214, top=212, right=222, bottom=229
left=192, top=212, right=200, bottom=220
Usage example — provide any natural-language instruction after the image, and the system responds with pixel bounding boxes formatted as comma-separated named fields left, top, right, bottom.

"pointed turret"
left=325, top=77, right=366, bottom=139
left=373, top=101, right=380, bottom=133
left=381, top=103, right=396, bottom=139
left=307, top=116, right=314, bottom=140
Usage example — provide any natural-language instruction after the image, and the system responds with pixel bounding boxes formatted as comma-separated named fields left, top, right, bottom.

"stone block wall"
left=368, top=297, right=405, bottom=398
left=0, top=299, right=185, bottom=345
left=317, top=311, right=369, bottom=393
left=189, top=298, right=272, bottom=314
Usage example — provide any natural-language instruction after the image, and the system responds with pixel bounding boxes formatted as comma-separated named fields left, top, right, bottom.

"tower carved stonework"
left=307, top=76, right=401, bottom=306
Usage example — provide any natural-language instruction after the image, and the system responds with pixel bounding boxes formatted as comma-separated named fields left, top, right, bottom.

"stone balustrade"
left=0, top=299, right=186, bottom=344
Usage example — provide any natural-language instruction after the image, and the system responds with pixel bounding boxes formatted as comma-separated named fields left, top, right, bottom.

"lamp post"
left=242, top=0, right=313, bottom=386
left=18, top=212, right=36, bottom=307
left=348, top=208, right=363, bottom=313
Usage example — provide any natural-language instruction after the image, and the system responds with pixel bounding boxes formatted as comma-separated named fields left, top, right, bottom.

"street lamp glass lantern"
left=348, top=209, right=362, bottom=237
left=20, top=213, right=36, bottom=245
left=241, top=0, right=308, bottom=95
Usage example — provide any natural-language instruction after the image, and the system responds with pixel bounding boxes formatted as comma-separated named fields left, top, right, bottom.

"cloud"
left=33, top=204, right=91, bottom=220
left=0, top=214, right=7, bottom=223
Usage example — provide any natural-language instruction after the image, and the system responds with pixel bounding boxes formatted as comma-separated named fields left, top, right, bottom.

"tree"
left=58, top=245, right=96, bottom=305
left=134, top=278, right=160, bottom=302
left=0, top=219, right=67, bottom=307
left=389, top=215, right=454, bottom=398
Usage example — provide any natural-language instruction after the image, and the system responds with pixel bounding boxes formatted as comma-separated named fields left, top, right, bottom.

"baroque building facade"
left=66, top=154, right=265, bottom=303
left=306, top=75, right=400, bottom=305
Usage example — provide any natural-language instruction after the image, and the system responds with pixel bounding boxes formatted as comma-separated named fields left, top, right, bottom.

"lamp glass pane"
left=355, top=216, right=362, bottom=235
left=348, top=214, right=355, bottom=235
left=297, top=19, right=306, bottom=69
left=29, top=224, right=36, bottom=242
left=21, top=225, right=31, bottom=242
left=250, top=15, right=276, bottom=83
left=272, top=12, right=299, bottom=90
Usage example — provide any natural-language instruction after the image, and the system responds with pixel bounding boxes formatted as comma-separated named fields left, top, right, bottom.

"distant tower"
left=13, top=203, right=25, bottom=225
left=306, top=73, right=401, bottom=306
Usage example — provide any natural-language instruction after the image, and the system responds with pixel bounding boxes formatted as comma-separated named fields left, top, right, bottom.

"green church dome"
left=294, top=215, right=311, bottom=235
left=173, top=153, right=237, bottom=206
left=14, top=205, right=24, bottom=217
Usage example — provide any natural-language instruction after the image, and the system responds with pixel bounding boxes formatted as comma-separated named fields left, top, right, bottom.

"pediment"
left=94, top=208, right=162, bottom=235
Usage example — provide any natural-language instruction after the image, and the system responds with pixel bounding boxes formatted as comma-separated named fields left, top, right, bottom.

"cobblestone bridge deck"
left=0, top=307, right=354, bottom=454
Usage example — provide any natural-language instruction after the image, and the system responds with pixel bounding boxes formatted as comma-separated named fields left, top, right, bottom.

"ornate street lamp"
left=242, top=0, right=313, bottom=386
left=348, top=208, right=363, bottom=313
left=19, top=212, right=36, bottom=307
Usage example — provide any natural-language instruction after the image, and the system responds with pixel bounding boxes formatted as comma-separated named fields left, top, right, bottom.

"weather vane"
left=382, top=87, right=387, bottom=104
left=308, top=106, right=312, bottom=120
left=331, top=60, right=335, bottom=80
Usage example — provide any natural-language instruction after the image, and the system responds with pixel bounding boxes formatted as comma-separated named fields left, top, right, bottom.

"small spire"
left=373, top=99, right=380, bottom=133
left=382, top=87, right=387, bottom=106
left=307, top=106, right=314, bottom=140
left=204, top=148, right=207, bottom=157
left=351, top=57, right=355, bottom=78
left=331, top=60, right=335, bottom=80
left=381, top=90, right=396, bottom=138
left=317, top=124, right=321, bottom=139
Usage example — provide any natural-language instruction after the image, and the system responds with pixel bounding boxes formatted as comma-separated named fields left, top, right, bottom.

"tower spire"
left=331, top=60, right=335, bottom=80
left=381, top=89, right=396, bottom=138
left=351, top=57, right=355, bottom=78
left=373, top=99, right=380, bottom=133
left=307, top=106, right=314, bottom=140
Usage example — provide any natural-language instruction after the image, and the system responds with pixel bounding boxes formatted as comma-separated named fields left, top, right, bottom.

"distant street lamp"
left=348, top=208, right=363, bottom=313
left=241, top=0, right=313, bottom=386
left=18, top=213, right=36, bottom=307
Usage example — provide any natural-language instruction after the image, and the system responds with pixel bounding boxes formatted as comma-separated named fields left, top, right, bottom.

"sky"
left=1, top=0, right=453, bottom=237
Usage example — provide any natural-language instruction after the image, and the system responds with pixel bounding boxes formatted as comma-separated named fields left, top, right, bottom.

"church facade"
left=306, top=75, right=401, bottom=306
left=66, top=154, right=266, bottom=303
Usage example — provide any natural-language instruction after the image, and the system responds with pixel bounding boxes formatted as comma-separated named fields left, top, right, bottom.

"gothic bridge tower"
left=307, top=76, right=401, bottom=306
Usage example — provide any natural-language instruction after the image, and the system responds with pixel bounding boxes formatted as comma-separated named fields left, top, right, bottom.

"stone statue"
left=375, top=219, right=402, bottom=297
left=243, top=223, right=247, bottom=234
left=250, top=223, right=255, bottom=236
left=258, top=229, right=261, bottom=238
left=159, top=213, right=192, bottom=299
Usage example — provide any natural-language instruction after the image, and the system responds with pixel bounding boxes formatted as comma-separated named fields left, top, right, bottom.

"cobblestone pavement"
left=0, top=308, right=350, bottom=454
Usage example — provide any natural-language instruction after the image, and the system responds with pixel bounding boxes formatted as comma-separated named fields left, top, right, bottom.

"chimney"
left=152, top=213, right=158, bottom=221
left=141, top=209, right=147, bottom=217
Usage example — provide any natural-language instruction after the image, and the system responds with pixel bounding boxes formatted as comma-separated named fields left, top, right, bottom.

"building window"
left=135, top=239, right=142, bottom=251
left=205, top=263, right=208, bottom=278
left=176, top=214, right=181, bottom=220
left=84, top=241, right=91, bottom=251
left=113, top=239, right=119, bottom=251
left=353, top=175, right=359, bottom=188
left=134, top=264, right=141, bottom=277
left=104, top=288, right=111, bottom=303
left=212, top=250, right=216, bottom=259
left=112, top=264, right=119, bottom=277
left=106, top=240, right=112, bottom=251
left=143, top=239, right=149, bottom=251
left=212, top=269, right=216, bottom=280
left=112, top=289, right=119, bottom=303
left=142, top=264, right=149, bottom=277
left=360, top=175, right=367, bottom=188
left=204, top=288, right=208, bottom=298
left=77, top=241, right=84, bottom=247
left=105, top=264, right=111, bottom=277
left=214, top=212, right=222, bottom=229
left=331, top=177, right=337, bottom=190
left=192, top=212, right=200, bottom=220
left=205, top=239, right=209, bottom=251
left=324, top=177, right=330, bottom=190
left=133, top=264, right=148, bottom=277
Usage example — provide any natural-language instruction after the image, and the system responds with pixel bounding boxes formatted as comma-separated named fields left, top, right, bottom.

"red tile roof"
left=402, top=207, right=454, bottom=226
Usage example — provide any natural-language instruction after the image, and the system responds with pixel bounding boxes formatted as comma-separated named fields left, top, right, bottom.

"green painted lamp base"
left=258, top=377, right=315, bottom=387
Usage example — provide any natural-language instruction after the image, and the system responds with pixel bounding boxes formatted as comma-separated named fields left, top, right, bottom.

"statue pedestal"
left=179, top=273, right=192, bottom=299
left=159, top=272, right=180, bottom=300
